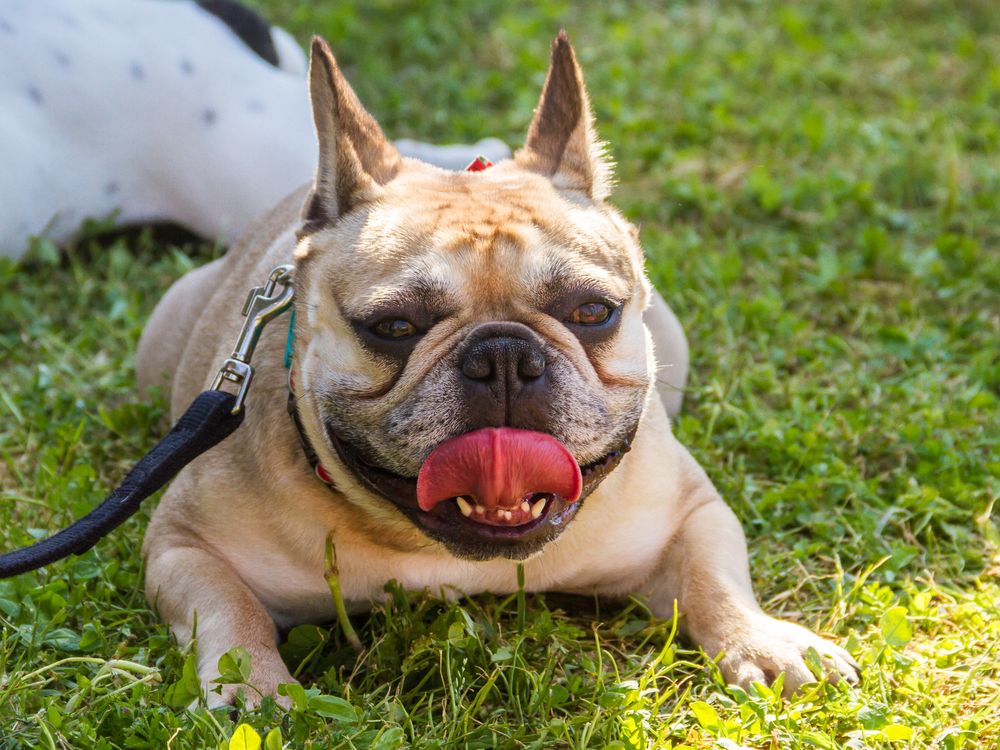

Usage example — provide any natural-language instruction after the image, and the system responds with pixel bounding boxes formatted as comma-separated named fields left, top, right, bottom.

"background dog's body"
left=0, top=0, right=510, bottom=256
left=137, top=36, right=856, bottom=706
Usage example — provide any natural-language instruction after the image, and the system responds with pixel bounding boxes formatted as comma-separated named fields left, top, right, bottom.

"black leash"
left=0, top=264, right=295, bottom=579
left=0, top=391, right=243, bottom=577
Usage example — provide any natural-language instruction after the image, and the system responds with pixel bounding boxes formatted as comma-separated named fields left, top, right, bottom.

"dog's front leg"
left=145, top=531, right=296, bottom=708
left=640, top=453, right=859, bottom=694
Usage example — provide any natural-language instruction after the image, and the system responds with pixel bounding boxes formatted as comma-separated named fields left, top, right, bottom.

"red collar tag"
left=464, top=155, right=493, bottom=172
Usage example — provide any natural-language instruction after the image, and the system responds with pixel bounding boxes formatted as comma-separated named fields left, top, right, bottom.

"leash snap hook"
left=211, top=264, right=295, bottom=414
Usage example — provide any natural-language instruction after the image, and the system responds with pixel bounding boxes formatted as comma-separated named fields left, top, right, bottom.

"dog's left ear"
left=301, top=37, right=400, bottom=234
left=516, top=31, right=612, bottom=201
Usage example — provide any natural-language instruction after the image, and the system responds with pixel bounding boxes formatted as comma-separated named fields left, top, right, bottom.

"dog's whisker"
left=654, top=376, right=687, bottom=388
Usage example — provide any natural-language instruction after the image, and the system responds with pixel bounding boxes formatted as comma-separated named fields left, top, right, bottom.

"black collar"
left=287, top=367, right=338, bottom=486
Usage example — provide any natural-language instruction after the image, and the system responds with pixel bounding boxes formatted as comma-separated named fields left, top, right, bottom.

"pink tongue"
left=416, top=428, right=582, bottom=512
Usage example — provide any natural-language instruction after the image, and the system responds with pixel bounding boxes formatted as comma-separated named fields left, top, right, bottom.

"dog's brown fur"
left=138, top=34, right=856, bottom=706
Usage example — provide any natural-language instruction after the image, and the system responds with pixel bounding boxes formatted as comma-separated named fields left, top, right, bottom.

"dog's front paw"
left=714, top=614, right=860, bottom=695
left=201, top=650, right=298, bottom=710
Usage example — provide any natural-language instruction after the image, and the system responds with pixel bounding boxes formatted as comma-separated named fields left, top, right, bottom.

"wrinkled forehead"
left=316, top=164, right=639, bottom=315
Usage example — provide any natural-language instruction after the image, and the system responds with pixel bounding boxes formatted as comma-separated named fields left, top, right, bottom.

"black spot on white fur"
left=195, top=0, right=279, bottom=67
left=0, top=19, right=13, bottom=33
left=202, top=108, right=217, bottom=125
left=179, top=58, right=195, bottom=76
left=130, top=61, right=145, bottom=80
left=26, top=86, right=43, bottom=105
left=53, top=50, right=71, bottom=68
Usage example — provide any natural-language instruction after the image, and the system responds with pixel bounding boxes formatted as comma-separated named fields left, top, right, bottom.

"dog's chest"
left=226, top=450, right=679, bottom=629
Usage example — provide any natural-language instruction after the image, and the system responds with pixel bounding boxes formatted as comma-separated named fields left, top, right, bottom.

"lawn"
left=1, top=0, right=998, bottom=747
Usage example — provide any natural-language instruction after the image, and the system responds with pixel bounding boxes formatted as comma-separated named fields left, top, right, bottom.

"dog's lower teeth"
left=456, top=497, right=546, bottom=521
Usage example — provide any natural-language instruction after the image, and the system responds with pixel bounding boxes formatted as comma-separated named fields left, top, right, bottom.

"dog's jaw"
left=322, top=420, right=634, bottom=560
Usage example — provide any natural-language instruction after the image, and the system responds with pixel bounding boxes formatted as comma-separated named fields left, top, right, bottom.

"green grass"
left=1, top=0, right=998, bottom=747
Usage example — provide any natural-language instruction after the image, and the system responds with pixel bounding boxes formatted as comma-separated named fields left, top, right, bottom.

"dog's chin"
left=323, top=423, right=633, bottom=561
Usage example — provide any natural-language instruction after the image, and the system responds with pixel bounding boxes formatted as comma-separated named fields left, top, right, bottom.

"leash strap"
left=0, top=391, right=244, bottom=577
left=0, top=264, right=295, bottom=579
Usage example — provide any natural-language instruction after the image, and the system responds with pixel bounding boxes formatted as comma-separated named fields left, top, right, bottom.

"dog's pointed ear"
left=515, top=31, right=612, bottom=201
left=301, top=37, right=400, bottom=233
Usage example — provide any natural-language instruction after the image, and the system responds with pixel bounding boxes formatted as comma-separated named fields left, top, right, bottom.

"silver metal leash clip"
left=211, top=264, right=295, bottom=414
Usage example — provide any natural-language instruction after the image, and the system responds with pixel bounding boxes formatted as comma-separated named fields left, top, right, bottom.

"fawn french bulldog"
left=138, top=33, right=857, bottom=706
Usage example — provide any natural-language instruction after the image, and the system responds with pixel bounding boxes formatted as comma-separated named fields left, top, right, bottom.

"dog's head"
left=292, top=34, right=654, bottom=560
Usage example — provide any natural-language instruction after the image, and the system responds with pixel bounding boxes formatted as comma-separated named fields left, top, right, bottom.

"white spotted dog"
left=0, top=0, right=510, bottom=258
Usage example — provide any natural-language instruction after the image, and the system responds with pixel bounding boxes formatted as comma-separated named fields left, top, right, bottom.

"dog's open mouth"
left=324, top=424, right=630, bottom=558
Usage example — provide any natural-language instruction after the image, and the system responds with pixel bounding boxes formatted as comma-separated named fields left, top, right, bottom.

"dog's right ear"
left=516, top=31, right=612, bottom=201
left=300, top=37, right=400, bottom=235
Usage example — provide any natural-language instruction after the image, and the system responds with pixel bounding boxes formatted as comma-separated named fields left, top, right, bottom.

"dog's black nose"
left=461, top=336, right=545, bottom=382
left=459, top=323, right=549, bottom=428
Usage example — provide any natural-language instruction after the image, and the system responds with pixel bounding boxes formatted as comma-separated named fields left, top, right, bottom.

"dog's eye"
left=569, top=302, right=612, bottom=326
left=371, top=318, right=418, bottom=339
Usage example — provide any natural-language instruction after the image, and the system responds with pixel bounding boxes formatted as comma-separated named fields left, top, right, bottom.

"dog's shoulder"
left=224, top=185, right=310, bottom=275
